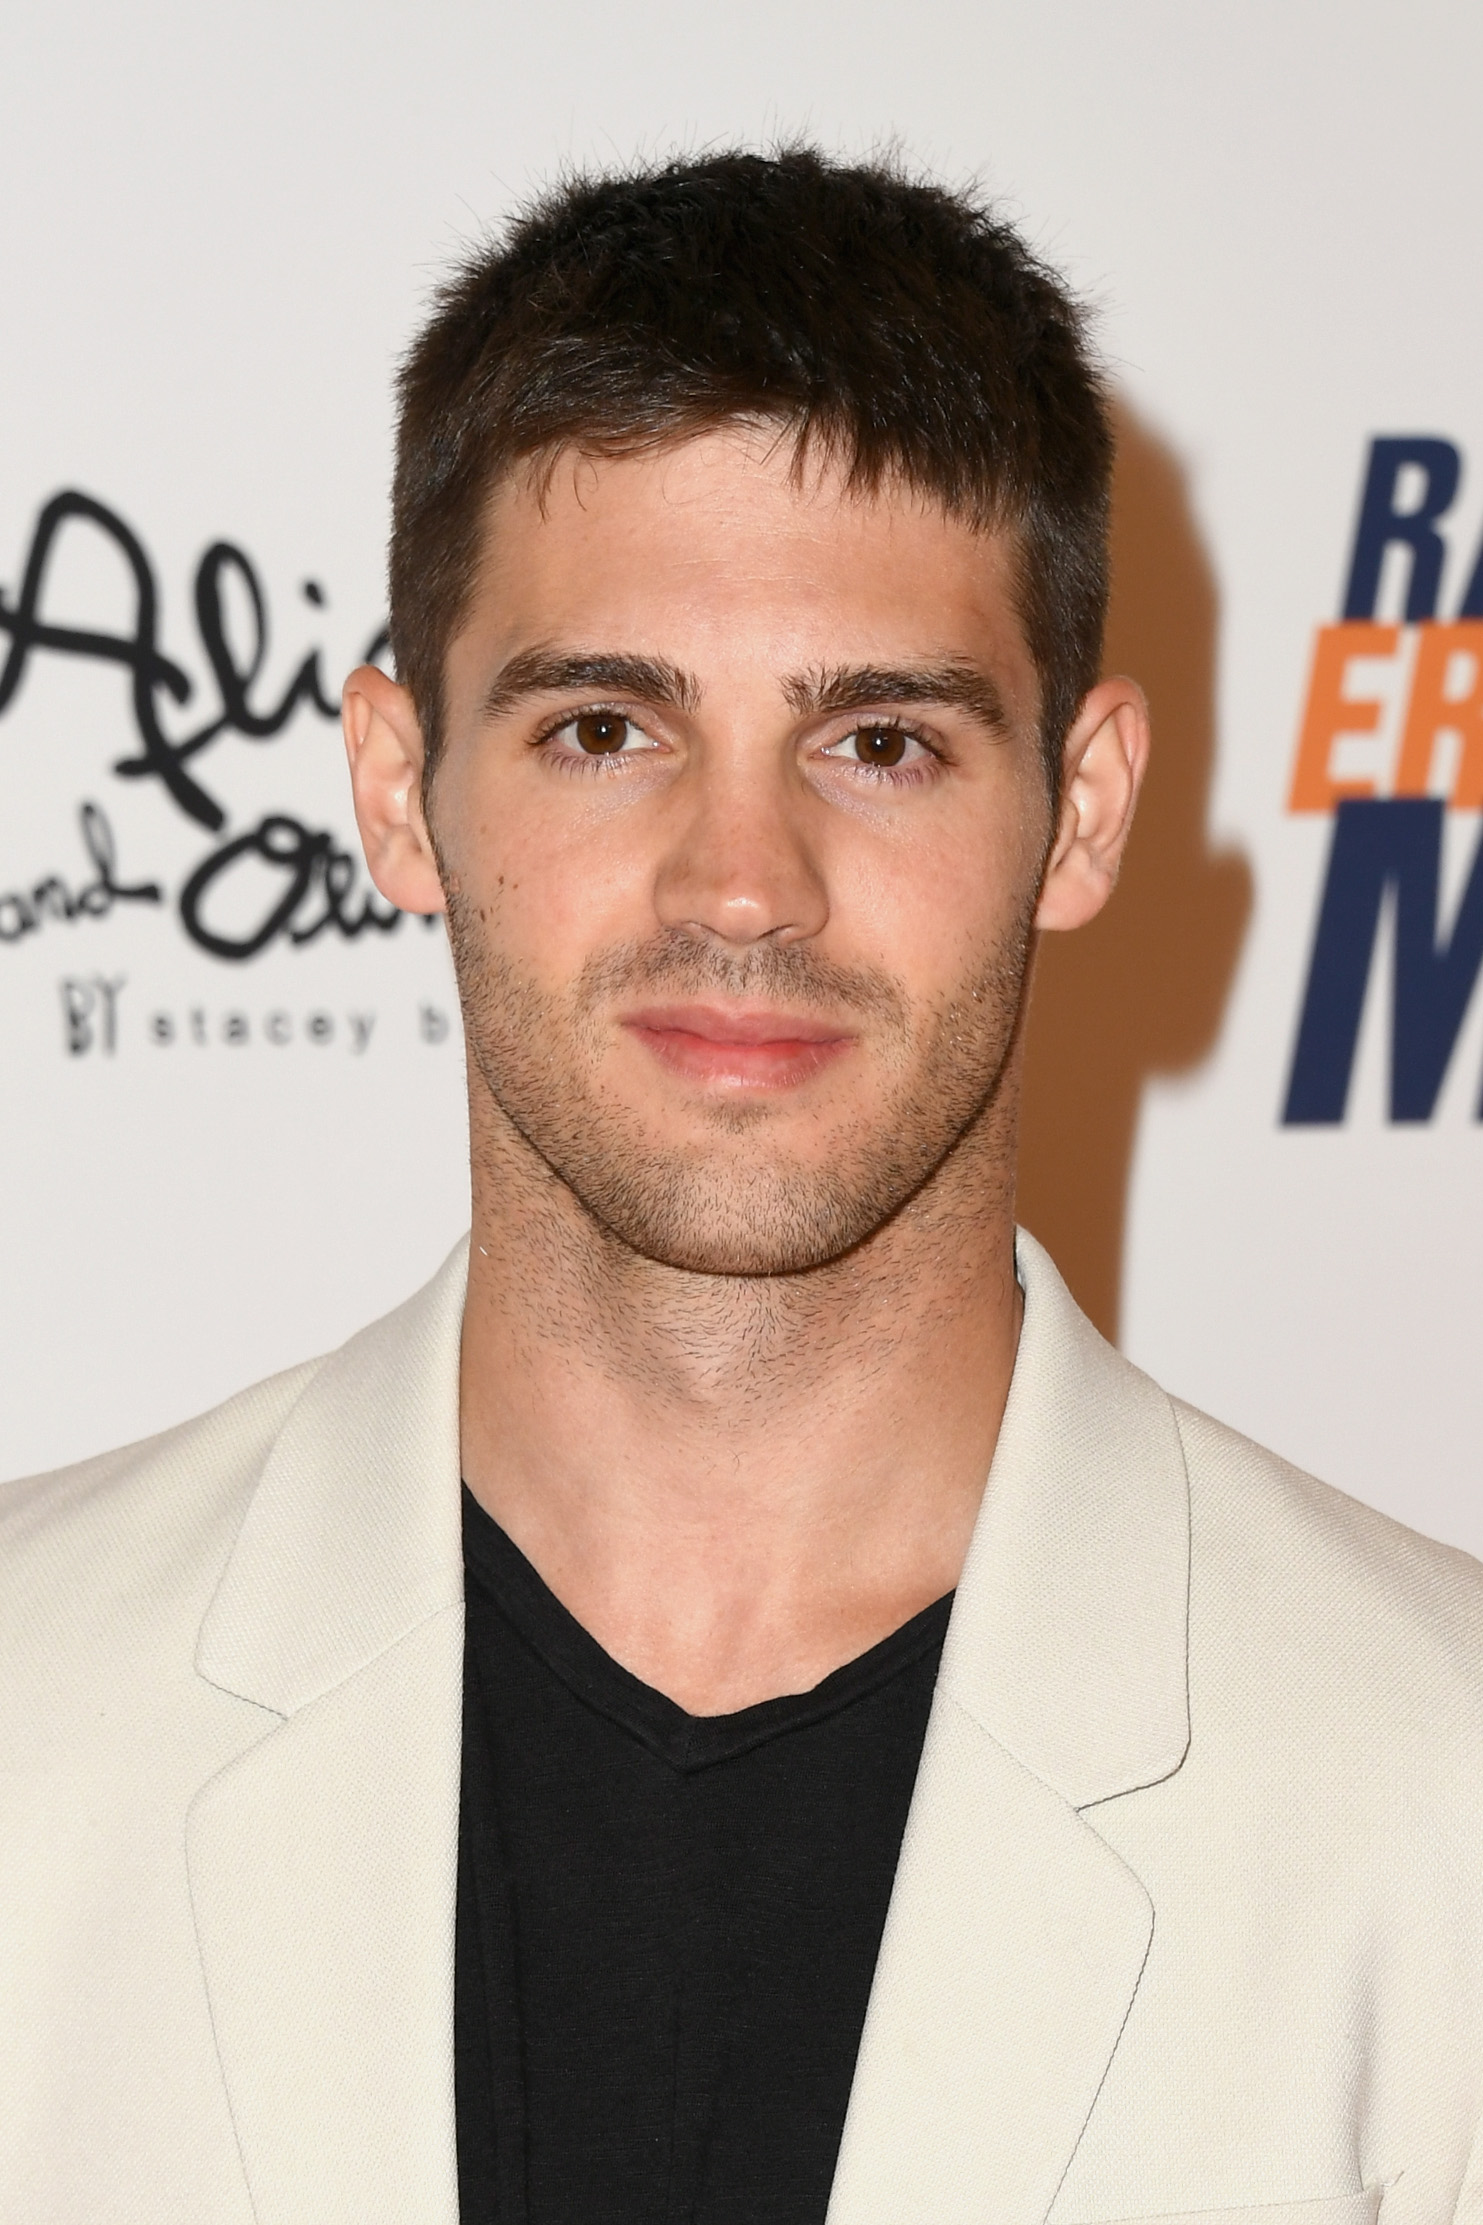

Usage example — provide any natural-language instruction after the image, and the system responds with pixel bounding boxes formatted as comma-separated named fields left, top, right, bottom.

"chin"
left=611, top=1223, right=857, bottom=1279
left=578, top=1159, right=909, bottom=1279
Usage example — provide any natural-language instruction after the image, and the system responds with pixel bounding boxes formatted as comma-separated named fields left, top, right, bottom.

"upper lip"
left=622, top=1002, right=854, bottom=1046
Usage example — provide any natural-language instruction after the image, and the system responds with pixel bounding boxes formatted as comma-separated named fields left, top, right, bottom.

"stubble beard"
left=446, top=898, right=1035, bottom=1280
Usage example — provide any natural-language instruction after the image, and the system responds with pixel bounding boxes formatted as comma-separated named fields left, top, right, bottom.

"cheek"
left=449, top=786, right=663, bottom=982
left=828, top=807, right=1042, bottom=993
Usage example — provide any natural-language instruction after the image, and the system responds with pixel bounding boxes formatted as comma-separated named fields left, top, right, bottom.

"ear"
left=342, top=664, right=446, bottom=916
left=1034, top=677, right=1151, bottom=933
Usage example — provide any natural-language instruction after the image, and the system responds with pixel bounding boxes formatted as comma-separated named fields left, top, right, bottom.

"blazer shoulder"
left=1172, top=1394, right=1483, bottom=1731
left=2, top=1352, right=326, bottom=1543
left=0, top=1356, right=326, bottom=1707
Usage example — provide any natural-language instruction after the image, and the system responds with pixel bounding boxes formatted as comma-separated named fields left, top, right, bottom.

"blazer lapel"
left=188, top=1609, right=464, bottom=2225
left=187, top=1242, right=469, bottom=2225
left=828, top=1231, right=1191, bottom=2225
left=825, top=1700, right=1154, bottom=2225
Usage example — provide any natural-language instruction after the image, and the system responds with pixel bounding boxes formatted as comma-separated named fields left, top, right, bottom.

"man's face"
left=428, top=427, right=1052, bottom=1276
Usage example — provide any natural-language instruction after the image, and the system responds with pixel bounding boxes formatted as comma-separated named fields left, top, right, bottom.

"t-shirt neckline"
left=461, top=1483, right=954, bottom=1775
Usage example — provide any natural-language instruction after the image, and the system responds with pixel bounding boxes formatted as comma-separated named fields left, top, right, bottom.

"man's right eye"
left=542, top=710, right=662, bottom=760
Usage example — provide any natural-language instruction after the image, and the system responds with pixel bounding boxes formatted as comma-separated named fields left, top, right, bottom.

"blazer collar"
left=195, top=1223, right=1188, bottom=1797
left=196, top=1236, right=470, bottom=1717
left=945, top=1227, right=1191, bottom=1811
left=188, top=1240, right=470, bottom=2225
left=825, top=1233, right=1190, bottom=2225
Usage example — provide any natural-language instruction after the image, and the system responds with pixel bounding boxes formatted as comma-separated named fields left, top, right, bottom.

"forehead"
left=454, top=428, right=1037, bottom=717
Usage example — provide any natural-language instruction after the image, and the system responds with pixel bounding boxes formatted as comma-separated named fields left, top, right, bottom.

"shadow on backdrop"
left=1017, top=406, right=1253, bottom=1344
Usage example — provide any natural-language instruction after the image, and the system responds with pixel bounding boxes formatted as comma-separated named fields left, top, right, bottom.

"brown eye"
left=853, top=726, right=908, bottom=766
left=574, top=712, right=630, bottom=754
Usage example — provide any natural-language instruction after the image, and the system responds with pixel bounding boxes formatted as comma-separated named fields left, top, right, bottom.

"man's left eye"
left=822, top=725, right=925, bottom=768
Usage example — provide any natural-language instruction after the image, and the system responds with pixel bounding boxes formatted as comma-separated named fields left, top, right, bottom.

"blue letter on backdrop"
left=1341, top=438, right=1461, bottom=622
left=1283, top=799, right=1483, bottom=1123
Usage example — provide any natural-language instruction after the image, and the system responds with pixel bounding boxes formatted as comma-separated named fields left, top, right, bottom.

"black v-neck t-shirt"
left=456, top=1486, right=951, bottom=2225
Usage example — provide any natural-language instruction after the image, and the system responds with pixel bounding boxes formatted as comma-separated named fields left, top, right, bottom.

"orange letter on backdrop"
left=1288, top=623, right=1400, bottom=811
left=1394, top=622, right=1483, bottom=806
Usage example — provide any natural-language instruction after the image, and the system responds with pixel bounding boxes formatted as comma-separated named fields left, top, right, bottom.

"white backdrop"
left=3, top=0, right=1480, bottom=1556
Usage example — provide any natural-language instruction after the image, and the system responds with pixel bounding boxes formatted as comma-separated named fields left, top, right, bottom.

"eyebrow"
left=479, top=648, right=701, bottom=723
left=783, top=660, right=1011, bottom=736
left=478, top=646, right=1010, bottom=738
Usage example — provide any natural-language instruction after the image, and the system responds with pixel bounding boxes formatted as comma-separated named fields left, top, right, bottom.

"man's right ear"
left=341, top=665, right=447, bottom=916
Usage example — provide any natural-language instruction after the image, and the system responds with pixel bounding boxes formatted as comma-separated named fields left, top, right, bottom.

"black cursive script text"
left=178, top=812, right=409, bottom=961
left=0, top=490, right=384, bottom=831
left=0, top=801, right=162, bottom=944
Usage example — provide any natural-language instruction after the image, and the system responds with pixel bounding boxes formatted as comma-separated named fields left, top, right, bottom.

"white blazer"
left=3, top=1232, right=1482, bottom=2225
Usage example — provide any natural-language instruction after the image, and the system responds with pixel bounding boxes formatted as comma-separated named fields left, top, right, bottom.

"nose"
left=652, top=747, right=829, bottom=948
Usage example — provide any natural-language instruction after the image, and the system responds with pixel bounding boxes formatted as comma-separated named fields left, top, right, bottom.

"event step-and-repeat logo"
left=1285, top=437, right=1483, bottom=1125
left=0, top=490, right=455, bottom=1059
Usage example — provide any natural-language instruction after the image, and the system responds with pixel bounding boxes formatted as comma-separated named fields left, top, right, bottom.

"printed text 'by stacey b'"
left=57, top=981, right=457, bottom=1059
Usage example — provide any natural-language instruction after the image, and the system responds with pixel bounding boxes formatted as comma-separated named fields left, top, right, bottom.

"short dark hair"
left=390, top=146, right=1113, bottom=795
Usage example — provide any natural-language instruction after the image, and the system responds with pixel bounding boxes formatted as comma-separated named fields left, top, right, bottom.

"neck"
left=459, top=1085, right=1024, bottom=1714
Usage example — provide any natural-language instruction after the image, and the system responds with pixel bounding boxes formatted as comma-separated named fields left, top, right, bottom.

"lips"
left=620, top=1002, right=855, bottom=1088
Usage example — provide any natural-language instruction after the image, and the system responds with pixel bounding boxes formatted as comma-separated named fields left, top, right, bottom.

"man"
left=3, top=147, right=1482, bottom=2225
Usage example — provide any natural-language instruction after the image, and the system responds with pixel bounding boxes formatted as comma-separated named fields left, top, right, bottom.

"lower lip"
left=624, top=1023, right=853, bottom=1089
